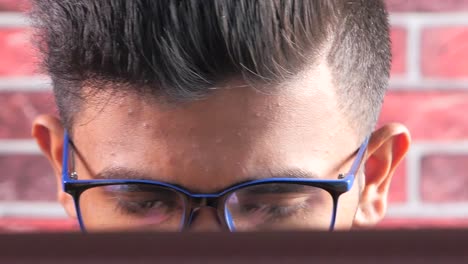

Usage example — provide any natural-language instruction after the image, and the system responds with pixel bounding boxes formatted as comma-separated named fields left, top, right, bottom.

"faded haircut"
left=31, top=0, right=391, bottom=135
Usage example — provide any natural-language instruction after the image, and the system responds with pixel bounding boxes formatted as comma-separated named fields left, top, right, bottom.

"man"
left=31, top=0, right=410, bottom=232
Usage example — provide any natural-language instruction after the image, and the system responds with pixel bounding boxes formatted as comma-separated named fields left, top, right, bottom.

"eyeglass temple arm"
left=62, top=131, right=72, bottom=184
left=347, top=136, right=370, bottom=177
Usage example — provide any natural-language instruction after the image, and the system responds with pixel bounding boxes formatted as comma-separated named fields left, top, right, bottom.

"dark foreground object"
left=0, top=229, right=466, bottom=263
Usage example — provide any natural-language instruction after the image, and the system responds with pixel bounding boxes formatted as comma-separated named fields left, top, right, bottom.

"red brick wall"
left=1, top=0, right=468, bottom=232
left=378, top=0, right=468, bottom=228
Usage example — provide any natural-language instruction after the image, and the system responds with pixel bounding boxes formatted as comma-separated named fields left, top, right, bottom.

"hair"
left=31, top=0, right=391, bottom=136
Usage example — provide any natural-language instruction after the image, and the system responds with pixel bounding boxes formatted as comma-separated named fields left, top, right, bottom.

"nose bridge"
left=185, top=196, right=225, bottom=231
left=188, top=195, right=222, bottom=214
left=187, top=206, right=223, bottom=232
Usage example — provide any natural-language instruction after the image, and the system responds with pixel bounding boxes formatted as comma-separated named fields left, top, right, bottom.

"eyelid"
left=238, top=184, right=311, bottom=195
left=104, top=185, right=180, bottom=201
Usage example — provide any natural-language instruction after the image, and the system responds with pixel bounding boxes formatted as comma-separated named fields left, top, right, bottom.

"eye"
left=240, top=200, right=307, bottom=219
left=226, top=184, right=335, bottom=230
left=109, top=190, right=178, bottom=216
left=139, top=200, right=165, bottom=210
left=117, top=197, right=167, bottom=214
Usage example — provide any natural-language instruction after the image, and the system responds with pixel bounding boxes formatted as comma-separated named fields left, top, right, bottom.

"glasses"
left=62, top=132, right=369, bottom=232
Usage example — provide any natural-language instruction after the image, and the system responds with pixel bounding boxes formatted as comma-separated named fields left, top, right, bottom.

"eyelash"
left=112, top=195, right=174, bottom=216
left=242, top=201, right=308, bottom=219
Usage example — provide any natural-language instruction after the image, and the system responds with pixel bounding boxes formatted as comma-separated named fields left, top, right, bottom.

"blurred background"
left=0, top=0, right=468, bottom=232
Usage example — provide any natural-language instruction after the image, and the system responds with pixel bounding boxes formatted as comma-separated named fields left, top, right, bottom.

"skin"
left=32, top=61, right=410, bottom=231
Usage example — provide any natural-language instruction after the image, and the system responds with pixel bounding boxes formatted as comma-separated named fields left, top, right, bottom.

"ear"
left=32, top=115, right=77, bottom=219
left=353, top=123, right=411, bottom=227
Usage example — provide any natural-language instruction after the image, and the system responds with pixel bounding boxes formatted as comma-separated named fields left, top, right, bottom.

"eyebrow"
left=94, top=167, right=166, bottom=182
left=92, top=166, right=324, bottom=195
left=95, top=167, right=321, bottom=181
left=249, top=168, right=321, bottom=180
left=240, top=184, right=313, bottom=195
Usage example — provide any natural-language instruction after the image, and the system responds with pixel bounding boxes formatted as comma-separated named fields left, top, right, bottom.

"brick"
left=0, top=155, right=56, bottom=201
left=421, top=27, right=468, bottom=79
left=0, top=91, right=56, bottom=139
left=0, top=218, right=77, bottom=233
left=386, top=0, right=468, bottom=12
left=378, top=91, right=468, bottom=140
left=388, top=158, right=407, bottom=204
left=0, top=28, right=39, bottom=77
left=378, top=217, right=468, bottom=228
left=390, top=27, right=407, bottom=77
left=421, top=154, right=468, bottom=203
left=0, top=0, right=30, bottom=12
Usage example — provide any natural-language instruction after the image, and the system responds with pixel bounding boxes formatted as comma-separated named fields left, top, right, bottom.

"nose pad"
left=187, top=207, right=222, bottom=232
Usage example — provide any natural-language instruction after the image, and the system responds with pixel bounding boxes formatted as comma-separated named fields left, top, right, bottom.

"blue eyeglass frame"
left=62, top=132, right=369, bottom=232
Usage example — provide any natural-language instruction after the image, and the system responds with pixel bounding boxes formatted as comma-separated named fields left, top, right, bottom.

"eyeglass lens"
left=77, top=183, right=334, bottom=231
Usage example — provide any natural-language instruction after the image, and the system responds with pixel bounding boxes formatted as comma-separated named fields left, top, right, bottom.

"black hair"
left=31, top=0, right=390, bottom=135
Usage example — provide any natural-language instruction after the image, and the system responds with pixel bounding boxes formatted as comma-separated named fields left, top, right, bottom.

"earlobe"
left=353, top=123, right=411, bottom=227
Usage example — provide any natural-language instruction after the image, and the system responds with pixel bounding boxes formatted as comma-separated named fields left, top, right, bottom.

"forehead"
left=72, top=63, right=358, bottom=191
